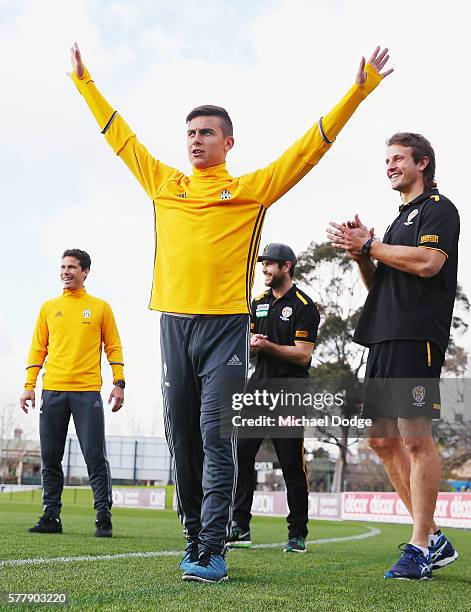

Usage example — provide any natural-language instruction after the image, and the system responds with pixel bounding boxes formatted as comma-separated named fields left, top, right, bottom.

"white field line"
left=254, top=526, right=381, bottom=549
left=0, top=526, right=380, bottom=567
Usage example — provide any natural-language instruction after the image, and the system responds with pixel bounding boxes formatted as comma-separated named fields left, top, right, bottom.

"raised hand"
left=356, top=46, right=394, bottom=85
left=69, top=42, right=84, bottom=78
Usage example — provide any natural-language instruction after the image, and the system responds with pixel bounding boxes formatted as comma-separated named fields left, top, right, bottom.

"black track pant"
left=233, top=436, right=309, bottom=538
left=40, top=391, right=112, bottom=517
left=160, top=314, right=249, bottom=555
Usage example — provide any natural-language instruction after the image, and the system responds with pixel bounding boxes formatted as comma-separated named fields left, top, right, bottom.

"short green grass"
left=0, top=490, right=469, bottom=611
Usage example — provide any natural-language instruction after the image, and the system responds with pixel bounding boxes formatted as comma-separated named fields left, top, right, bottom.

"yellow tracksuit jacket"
left=25, top=288, right=124, bottom=391
left=72, top=64, right=382, bottom=314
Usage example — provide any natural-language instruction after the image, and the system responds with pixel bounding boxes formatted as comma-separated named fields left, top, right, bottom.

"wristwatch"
left=361, top=238, right=376, bottom=256
left=114, top=380, right=126, bottom=389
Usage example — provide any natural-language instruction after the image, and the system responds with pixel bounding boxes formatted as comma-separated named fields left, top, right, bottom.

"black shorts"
left=362, top=340, right=444, bottom=420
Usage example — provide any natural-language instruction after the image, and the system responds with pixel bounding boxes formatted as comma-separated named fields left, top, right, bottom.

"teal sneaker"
left=179, top=540, right=199, bottom=572
left=283, top=537, right=307, bottom=553
left=182, top=550, right=228, bottom=583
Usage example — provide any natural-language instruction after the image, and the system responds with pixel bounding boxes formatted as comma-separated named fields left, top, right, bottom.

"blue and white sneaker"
left=429, top=534, right=459, bottom=570
left=384, top=544, right=432, bottom=580
left=179, top=540, right=199, bottom=572
left=182, top=549, right=228, bottom=583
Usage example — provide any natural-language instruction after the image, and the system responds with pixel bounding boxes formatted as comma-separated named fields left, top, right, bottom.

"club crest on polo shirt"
left=404, top=209, right=419, bottom=225
left=280, top=306, right=292, bottom=322
left=412, top=385, right=426, bottom=407
left=220, top=189, right=232, bottom=200
left=256, top=303, right=269, bottom=318
left=83, top=309, right=91, bottom=319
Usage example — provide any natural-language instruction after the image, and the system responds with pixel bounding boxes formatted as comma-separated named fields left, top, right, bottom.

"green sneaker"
left=226, top=525, right=252, bottom=548
left=283, top=537, right=307, bottom=553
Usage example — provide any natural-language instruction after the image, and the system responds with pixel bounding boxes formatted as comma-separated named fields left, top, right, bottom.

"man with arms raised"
left=327, top=133, right=459, bottom=579
left=69, top=43, right=392, bottom=583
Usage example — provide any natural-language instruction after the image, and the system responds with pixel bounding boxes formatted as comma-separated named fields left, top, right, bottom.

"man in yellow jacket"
left=69, top=44, right=392, bottom=581
left=20, top=249, right=125, bottom=538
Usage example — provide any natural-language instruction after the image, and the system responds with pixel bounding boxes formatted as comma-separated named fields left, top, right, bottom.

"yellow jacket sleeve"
left=71, top=66, right=182, bottom=200
left=240, top=64, right=383, bottom=208
left=25, top=305, right=49, bottom=390
left=102, top=303, right=125, bottom=384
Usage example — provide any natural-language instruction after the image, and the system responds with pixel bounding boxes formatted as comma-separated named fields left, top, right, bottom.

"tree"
left=443, top=284, right=469, bottom=376
left=296, top=242, right=366, bottom=370
left=0, top=404, right=16, bottom=482
left=432, top=283, right=471, bottom=477
left=0, top=403, right=37, bottom=484
left=296, top=241, right=367, bottom=492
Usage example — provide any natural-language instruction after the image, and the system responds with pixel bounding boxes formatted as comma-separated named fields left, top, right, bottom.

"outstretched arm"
left=240, top=46, right=393, bottom=208
left=321, top=46, right=393, bottom=146
left=68, top=43, right=181, bottom=199
left=69, top=43, right=118, bottom=134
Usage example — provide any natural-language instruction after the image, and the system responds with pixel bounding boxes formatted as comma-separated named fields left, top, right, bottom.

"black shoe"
left=95, top=513, right=112, bottom=538
left=28, top=515, right=62, bottom=534
left=283, top=536, right=307, bottom=553
left=226, top=524, right=252, bottom=548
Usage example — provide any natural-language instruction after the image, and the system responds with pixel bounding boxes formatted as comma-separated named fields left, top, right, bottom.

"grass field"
left=0, top=490, right=469, bottom=611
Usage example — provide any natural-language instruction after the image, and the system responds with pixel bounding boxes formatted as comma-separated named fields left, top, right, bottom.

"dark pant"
left=234, top=437, right=309, bottom=538
left=40, top=391, right=112, bottom=517
left=160, top=313, right=249, bottom=555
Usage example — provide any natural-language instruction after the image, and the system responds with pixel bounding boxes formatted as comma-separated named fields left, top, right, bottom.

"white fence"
left=62, top=436, right=172, bottom=484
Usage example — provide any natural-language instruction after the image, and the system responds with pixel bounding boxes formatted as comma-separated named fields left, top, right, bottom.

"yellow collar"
left=62, top=287, right=87, bottom=297
left=191, top=162, right=230, bottom=182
